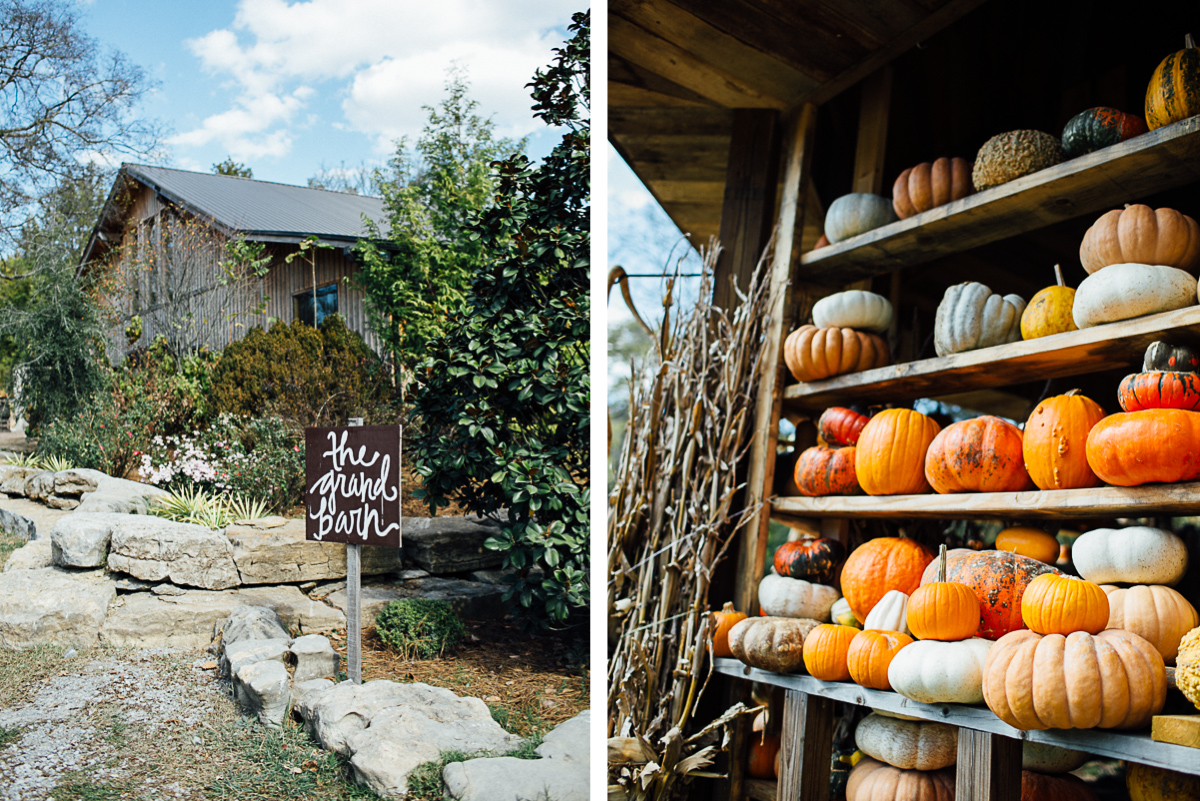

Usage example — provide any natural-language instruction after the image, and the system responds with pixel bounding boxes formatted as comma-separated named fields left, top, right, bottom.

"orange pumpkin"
left=1022, top=391, right=1106, bottom=490
left=892, top=157, right=974, bottom=219
left=994, top=527, right=1060, bottom=564
left=841, top=537, right=935, bottom=623
left=907, top=545, right=980, bottom=641
left=711, top=602, right=748, bottom=658
left=1146, top=34, right=1200, bottom=131
left=1021, top=573, right=1109, bottom=636
left=856, top=409, right=942, bottom=495
left=748, top=731, right=781, bottom=779
left=817, top=406, right=870, bottom=446
left=919, top=549, right=1061, bottom=640
left=802, top=624, right=860, bottom=681
left=1118, top=371, right=1200, bottom=412
left=924, top=415, right=1033, bottom=493
left=1086, top=409, right=1200, bottom=486
left=794, top=446, right=860, bottom=496
left=1079, top=204, right=1200, bottom=275
left=846, top=629, right=913, bottom=690
left=783, top=325, right=889, bottom=383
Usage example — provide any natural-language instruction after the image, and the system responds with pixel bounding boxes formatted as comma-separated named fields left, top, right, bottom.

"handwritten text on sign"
left=304, top=425, right=401, bottom=547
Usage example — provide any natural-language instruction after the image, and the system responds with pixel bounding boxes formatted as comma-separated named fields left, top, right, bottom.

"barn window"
left=294, top=283, right=338, bottom=327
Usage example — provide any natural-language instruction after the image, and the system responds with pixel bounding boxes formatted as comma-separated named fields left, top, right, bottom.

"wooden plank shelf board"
left=782, top=305, right=1200, bottom=411
left=796, top=115, right=1200, bottom=283
left=771, top=481, right=1200, bottom=520
left=714, top=660, right=1200, bottom=775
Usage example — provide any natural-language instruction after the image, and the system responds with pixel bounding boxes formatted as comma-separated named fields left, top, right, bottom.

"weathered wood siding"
left=101, top=184, right=380, bottom=360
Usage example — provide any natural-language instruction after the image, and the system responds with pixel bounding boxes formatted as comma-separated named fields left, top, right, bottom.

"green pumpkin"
left=1061, top=107, right=1148, bottom=158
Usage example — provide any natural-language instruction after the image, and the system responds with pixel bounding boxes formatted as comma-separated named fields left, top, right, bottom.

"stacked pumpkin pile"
left=784, top=290, right=892, bottom=384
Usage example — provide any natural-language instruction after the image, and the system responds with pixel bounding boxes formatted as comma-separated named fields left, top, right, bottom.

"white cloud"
left=173, top=0, right=579, bottom=161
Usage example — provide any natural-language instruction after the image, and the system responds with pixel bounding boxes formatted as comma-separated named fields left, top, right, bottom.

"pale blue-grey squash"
left=824, top=194, right=898, bottom=244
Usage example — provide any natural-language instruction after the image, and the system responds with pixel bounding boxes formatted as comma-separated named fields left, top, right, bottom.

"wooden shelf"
left=714, top=660, right=1200, bottom=775
left=772, top=481, right=1200, bottom=520
left=797, top=116, right=1200, bottom=283
left=782, top=305, right=1200, bottom=411
left=744, top=779, right=777, bottom=801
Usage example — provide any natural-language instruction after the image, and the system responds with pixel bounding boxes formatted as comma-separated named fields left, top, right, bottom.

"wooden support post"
left=956, top=729, right=1022, bottom=801
left=713, top=108, right=781, bottom=315
left=777, top=690, right=834, bottom=801
left=852, top=66, right=893, bottom=196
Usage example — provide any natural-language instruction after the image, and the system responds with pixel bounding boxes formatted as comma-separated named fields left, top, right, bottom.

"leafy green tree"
left=411, top=11, right=590, bottom=628
left=353, top=68, right=526, bottom=388
left=212, top=157, right=252, bottom=178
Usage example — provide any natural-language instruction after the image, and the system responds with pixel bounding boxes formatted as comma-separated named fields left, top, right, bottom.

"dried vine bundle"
left=608, top=241, right=777, bottom=800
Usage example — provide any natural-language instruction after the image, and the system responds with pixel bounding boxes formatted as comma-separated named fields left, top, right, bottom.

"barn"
left=81, top=163, right=388, bottom=359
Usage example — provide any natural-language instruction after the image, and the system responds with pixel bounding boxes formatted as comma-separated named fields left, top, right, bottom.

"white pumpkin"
left=831, top=597, right=860, bottom=628
left=812, top=290, right=894, bottom=334
left=759, top=573, right=839, bottom=620
left=887, top=638, right=993, bottom=704
left=1072, top=263, right=1198, bottom=328
left=934, top=282, right=1026, bottom=357
left=824, top=193, right=898, bottom=244
left=862, top=590, right=910, bottom=634
left=1021, top=741, right=1090, bottom=773
left=854, top=712, right=957, bottom=771
left=871, top=708, right=923, bottom=722
left=1072, top=526, right=1188, bottom=586
left=1102, top=584, right=1199, bottom=664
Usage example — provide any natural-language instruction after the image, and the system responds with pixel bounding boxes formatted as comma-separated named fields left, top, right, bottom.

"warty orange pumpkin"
left=855, top=408, right=941, bottom=495
left=1022, top=391, right=1106, bottom=490
left=924, top=415, right=1033, bottom=493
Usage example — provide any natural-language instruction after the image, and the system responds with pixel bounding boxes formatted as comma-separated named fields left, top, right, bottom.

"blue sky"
left=78, top=0, right=579, bottom=187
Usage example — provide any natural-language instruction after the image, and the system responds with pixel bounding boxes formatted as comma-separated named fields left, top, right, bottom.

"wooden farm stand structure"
left=609, top=1, right=1200, bottom=799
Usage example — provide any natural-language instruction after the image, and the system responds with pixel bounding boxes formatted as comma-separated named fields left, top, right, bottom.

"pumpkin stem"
left=1053, top=263, right=1064, bottom=287
left=937, top=543, right=947, bottom=583
left=1187, top=33, right=1196, bottom=49
left=1065, top=388, right=1080, bottom=397
left=722, top=602, right=736, bottom=613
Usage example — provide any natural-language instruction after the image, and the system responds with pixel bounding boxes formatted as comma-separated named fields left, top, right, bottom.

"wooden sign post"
left=305, top=422, right=401, bottom=685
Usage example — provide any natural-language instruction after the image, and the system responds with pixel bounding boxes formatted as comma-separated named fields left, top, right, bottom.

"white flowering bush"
left=138, top=413, right=304, bottom=513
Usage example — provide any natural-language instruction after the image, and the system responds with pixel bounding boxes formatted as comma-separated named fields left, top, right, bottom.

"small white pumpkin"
left=854, top=712, right=957, bottom=771
left=812, top=290, right=894, bottom=334
left=1072, top=526, right=1188, bottom=586
left=1103, top=584, right=1199, bottom=664
left=1021, top=741, right=1090, bottom=773
left=887, top=638, right=993, bottom=704
left=759, top=573, right=839, bottom=620
left=824, top=193, right=898, bottom=244
left=831, top=597, right=860, bottom=628
left=1072, top=263, right=1198, bottom=328
left=862, top=589, right=910, bottom=634
left=934, top=282, right=1026, bottom=357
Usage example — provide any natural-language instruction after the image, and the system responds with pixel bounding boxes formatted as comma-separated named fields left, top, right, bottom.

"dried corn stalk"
left=608, top=240, right=777, bottom=800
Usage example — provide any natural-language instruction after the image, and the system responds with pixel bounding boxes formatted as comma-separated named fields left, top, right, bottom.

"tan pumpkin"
left=994, top=527, right=1060, bottom=564
left=1102, top=584, right=1199, bottom=664
left=758, top=573, right=839, bottom=621
left=783, top=325, right=890, bottom=383
left=1022, top=741, right=1090, bottom=774
left=855, top=409, right=942, bottom=496
left=846, top=629, right=913, bottom=690
left=802, top=623, right=860, bottom=681
left=1079, top=205, right=1200, bottom=275
left=727, top=616, right=821, bottom=674
left=845, top=758, right=954, bottom=801
left=982, top=628, right=1166, bottom=730
left=1022, top=391, right=1106, bottom=490
left=892, top=157, right=974, bottom=219
left=854, top=713, right=957, bottom=771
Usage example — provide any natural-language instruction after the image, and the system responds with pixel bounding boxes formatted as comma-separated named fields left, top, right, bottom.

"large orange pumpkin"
left=891, top=157, right=974, bottom=219
left=1079, top=204, right=1200, bottom=274
left=802, top=624, right=860, bottom=681
left=1117, top=371, right=1200, bottom=413
left=794, top=446, right=860, bottom=496
left=924, top=415, right=1033, bottom=493
left=856, top=409, right=942, bottom=495
left=846, top=629, right=912, bottom=690
left=783, top=325, right=889, bottom=383
left=1020, top=573, right=1109, bottom=636
left=1086, top=409, right=1200, bottom=486
left=1022, top=391, right=1106, bottom=490
left=841, top=537, right=934, bottom=623
left=1146, top=34, right=1200, bottom=131
left=919, top=549, right=1061, bottom=640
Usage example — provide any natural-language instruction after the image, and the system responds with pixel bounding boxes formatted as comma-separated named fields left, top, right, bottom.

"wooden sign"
left=305, top=425, right=402, bottom=548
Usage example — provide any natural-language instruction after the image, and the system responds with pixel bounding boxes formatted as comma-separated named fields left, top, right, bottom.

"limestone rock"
left=468, top=569, right=519, bottom=585
left=0, top=466, right=39, bottom=496
left=293, top=678, right=334, bottom=705
left=3, top=539, right=52, bottom=572
left=74, top=476, right=170, bottom=514
left=216, top=605, right=291, bottom=648
left=444, top=711, right=590, bottom=801
left=107, top=517, right=240, bottom=589
left=45, top=495, right=79, bottom=510
left=0, top=567, right=115, bottom=649
left=0, top=507, right=35, bottom=540
left=152, top=583, right=187, bottom=596
left=23, top=472, right=54, bottom=502
left=113, top=576, right=153, bottom=593
left=227, top=519, right=401, bottom=585
left=222, top=637, right=291, bottom=678
left=404, top=516, right=504, bottom=574
left=235, top=660, right=292, bottom=727
left=99, top=586, right=343, bottom=649
left=290, top=634, right=340, bottom=682
left=296, top=680, right=521, bottom=797
left=50, top=513, right=129, bottom=568
left=328, top=577, right=507, bottom=621
left=53, top=468, right=107, bottom=496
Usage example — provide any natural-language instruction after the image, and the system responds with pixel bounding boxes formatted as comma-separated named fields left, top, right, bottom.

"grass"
left=0, top=723, right=23, bottom=749
left=0, top=643, right=74, bottom=708
left=405, top=750, right=472, bottom=801
left=50, top=774, right=139, bottom=801
left=0, top=528, right=23, bottom=568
